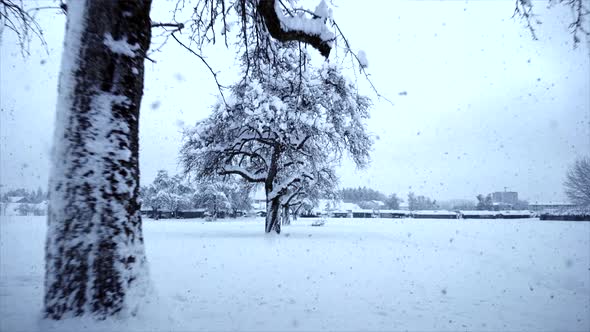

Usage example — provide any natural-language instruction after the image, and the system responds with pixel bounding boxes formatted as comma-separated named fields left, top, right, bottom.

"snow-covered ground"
left=1, top=216, right=589, bottom=331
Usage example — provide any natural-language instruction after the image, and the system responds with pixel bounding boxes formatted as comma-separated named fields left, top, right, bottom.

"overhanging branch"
left=257, top=0, right=332, bottom=58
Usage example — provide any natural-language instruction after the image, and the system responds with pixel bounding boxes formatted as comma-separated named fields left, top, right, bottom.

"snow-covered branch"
left=257, top=0, right=332, bottom=57
left=219, top=165, right=266, bottom=183
left=268, top=171, right=313, bottom=200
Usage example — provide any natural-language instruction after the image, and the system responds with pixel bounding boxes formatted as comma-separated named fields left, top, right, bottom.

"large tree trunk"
left=264, top=144, right=282, bottom=234
left=265, top=195, right=281, bottom=233
left=45, top=0, right=152, bottom=320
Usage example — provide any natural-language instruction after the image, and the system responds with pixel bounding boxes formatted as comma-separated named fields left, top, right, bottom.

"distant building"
left=491, top=191, right=518, bottom=206
left=529, top=202, right=577, bottom=212
left=317, top=200, right=360, bottom=217
left=492, top=202, right=513, bottom=211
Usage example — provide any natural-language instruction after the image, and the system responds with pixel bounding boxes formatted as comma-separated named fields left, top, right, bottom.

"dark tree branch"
left=219, top=168, right=266, bottom=183
left=513, top=0, right=539, bottom=41
left=151, top=22, right=185, bottom=30
left=1, top=0, right=49, bottom=56
left=282, top=186, right=303, bottom=206
left=257, top=0, right=332, bottom=58
left=515, top=0, right=590, bottom=48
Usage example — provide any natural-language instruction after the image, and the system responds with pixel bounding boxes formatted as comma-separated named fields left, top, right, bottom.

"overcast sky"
left=1, top=0, right=589, bottom=204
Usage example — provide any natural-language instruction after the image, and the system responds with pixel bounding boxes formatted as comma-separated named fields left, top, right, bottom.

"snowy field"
left=1, top=216, right=589, bottom=332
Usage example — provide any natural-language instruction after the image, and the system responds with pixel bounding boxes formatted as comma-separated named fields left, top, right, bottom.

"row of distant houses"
left=309, top=208, right=589, bottom=221
left=2, top=194, right=587, bottom=221
left=311, top=209, right=537, bottom=220
left=307, top=199, right=589, bottom=221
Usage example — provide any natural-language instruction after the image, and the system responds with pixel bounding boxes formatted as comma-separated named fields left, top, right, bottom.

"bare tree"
left=564, top=157, right=590, bottom=206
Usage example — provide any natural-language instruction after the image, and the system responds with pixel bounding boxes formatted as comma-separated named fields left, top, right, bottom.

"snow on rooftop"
left=412, top=210, right=457, bottom=215
left=338, top=202, right=360, bottom=211
left=317, top=199, right=358, bottom=212
left=458, top=210, right=532, bottom=215
left=460, top=210, right=500, bottom=215
left=377, top=210, right=410, bottom=214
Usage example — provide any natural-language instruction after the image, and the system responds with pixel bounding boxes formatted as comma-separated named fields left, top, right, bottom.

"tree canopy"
left=180, top=45, right=372, bottom=232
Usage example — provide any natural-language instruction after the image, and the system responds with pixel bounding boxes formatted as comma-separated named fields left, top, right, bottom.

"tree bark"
left=265, top=195, right=281, bottom=233
left=281, top=205, right=291, bottom=225
left=257, top=0, right=331, bottom=58
left=264, top=144, right=282, bottom=233
left=45, top=0, right=152, bottom=319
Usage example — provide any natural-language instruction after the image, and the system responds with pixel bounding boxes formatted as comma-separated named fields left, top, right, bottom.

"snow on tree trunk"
left=264, top=144, right=282, bottom=234
left=45, top=0, right=152, bottom=320
left=281, top=206, right=291, bottom=225
left=265, top=195, right=281, bottom=234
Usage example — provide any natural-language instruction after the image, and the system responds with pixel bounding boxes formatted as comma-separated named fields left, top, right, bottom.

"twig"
left=331, top=20, right=393, bottom=105
left=151, top=22, right=185, bottom=31
left=513, top=0, right=538, bottom=41
left=171, top=32, right=228, bottom=106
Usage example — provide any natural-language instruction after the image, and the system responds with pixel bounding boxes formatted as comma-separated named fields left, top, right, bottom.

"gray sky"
left=1, top=0, right=589, bottom=204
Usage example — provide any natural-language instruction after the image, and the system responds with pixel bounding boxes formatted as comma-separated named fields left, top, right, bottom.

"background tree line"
left=339, top=186, right=399, bottom=209
left=0, top=187, right=48, bottom=216
left=339, top=186, right=403, bottom=210
left=0, top=187, right=48, bottom=203
left=140, top=170, right=252, bottom=219
left=338, top=187, right=442, bottom=211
